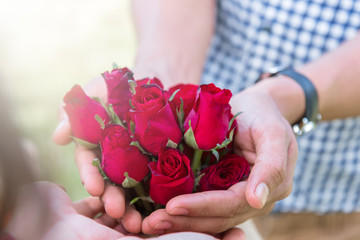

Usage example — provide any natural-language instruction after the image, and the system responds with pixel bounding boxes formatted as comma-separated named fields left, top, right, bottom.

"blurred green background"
left=0, top=0, right=136, bottom=200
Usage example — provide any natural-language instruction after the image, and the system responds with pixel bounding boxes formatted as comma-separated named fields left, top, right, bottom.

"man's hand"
left=141, top=87, right=298, bottom=235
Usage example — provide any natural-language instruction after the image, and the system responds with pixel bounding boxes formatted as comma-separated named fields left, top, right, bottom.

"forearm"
left=298, top=33, right=360, bottom=120
left=236, top=33, right=360, bottom=124
left=131, top=0, right=215, bottom=88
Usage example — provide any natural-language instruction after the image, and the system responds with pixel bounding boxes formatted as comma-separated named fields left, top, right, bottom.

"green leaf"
left=128, top=80, right=137, bottom=95
left=112, top=62, right=119, bottom=70
left=193, top=173, right=205, bottom=191
left=130, top=141, right=148, bottom=155
left=92, top=158, right=109, bottom=181
left=122, top=172, right=139, bottom=188
left=178, top=143, right=184, bottom=153
left=129, top=197, right=140, bottom=205
left=95, top=114, right=106, bottom=129
left=129, top=196, right=154, bottom=206
left=176, top=98, right=185, bottom=131
left=92, top=158, right=101, bottom=168
left=139, top=195, right=154, bottom=203
left=184, top=120, right=199, bottom=150
left=228, top=128, right=235, bottom=142
left=228, top=112, right=242, bottom=131
left=91, top=96, right=102, bottom=104
left=72, top=137, right=98, bottom=149
left=169, top=89, right=180, bottom=102
left=212, top=128, right=235, bottom=152
left=108, top=104, right=126, bottom=128
left=211, top=149, right=220, bottom=161
left=166, top=139, right=178, bottom=148
left=129, top=99, right=136, bottom=109
left=129, top=121, right=136, bottom=134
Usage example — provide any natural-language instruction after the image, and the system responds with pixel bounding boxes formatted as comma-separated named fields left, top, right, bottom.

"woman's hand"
left=52, top=75, right=142, bottom=233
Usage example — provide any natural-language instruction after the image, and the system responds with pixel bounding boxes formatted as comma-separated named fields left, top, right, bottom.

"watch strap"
left=279, top=68, right=319, bottom=124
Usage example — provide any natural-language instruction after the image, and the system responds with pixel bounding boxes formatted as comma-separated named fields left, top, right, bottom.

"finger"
left=101, top=183, right=126, bottom=219
left=120, top=205, right=142, bottom=233
left=73, top=196, right=104, bottom=218
left=222, top=228, right=246, bottom=240
left=245, top=122, right=290, bottom=209
left=53, top=119, right=72, bottom=145
left=166, top=181, right=248, bottom=218
left=142, top=209, right=245, bottom=235
left=155, top=232, right=219, bottom=240
left=83, top=75, right=107, bottom=101
left=271, top=136, right=298, bottom=199
left=30, top=182, right=74, bottom=213
left=113, top=223, right=130, bottom=235
left=94, top=213, right=118, bottom=228
left=53, top=74, right=106, bottom=146
left=75, top=145, right=105, bottom=196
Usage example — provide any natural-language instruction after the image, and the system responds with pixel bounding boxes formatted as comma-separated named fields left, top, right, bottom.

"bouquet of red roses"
left=63, top=65, right=250, bottom=215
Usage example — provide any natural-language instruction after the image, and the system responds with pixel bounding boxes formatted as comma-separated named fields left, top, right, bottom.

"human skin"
left=53, top=0, right=360, bottom=236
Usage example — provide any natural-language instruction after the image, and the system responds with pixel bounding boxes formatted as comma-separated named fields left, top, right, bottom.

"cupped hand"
left=141, top=87, right=298, bottom=235
left=8, top=181, right=123, bottom=240
left=52, top=75, right=141, bottom=233
left=119, top=229, right=245, bottom=240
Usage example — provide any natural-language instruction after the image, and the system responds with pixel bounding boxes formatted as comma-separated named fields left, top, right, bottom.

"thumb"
left=52, top=105, right=72, bottom=145
left=245, top=132, right=288, bottom=209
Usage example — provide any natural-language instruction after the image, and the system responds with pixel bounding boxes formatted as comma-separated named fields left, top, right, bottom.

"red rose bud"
left=148, top=147, right=195, bottom=205
left=169, top=83, right=198, bottom=119
left=136, top=77, right=164, bottom=89
left=103, top=67, right=134, bottom=120
left=101, top=124, right=150, bottom=185
left=131, top=84, right=182, bottom=155
left=184, top=84, right=232, bottom=150
left=198, top=154, right=250, bottom=191
left=63, top=85, right=110, bottom=145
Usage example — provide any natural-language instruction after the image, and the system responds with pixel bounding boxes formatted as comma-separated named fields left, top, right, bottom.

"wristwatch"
left=257, top=66, right=322, bottom=136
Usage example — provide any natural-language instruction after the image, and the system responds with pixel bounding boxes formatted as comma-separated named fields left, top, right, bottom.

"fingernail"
left=255, top=183, right=269, bottom=207
left=170, top=207, right=189, bottom=215
left=154, top=221, right=172, bottom=230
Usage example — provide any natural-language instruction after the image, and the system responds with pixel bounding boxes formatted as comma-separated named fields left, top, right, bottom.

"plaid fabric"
left=202, top=0, right=360, bottom=213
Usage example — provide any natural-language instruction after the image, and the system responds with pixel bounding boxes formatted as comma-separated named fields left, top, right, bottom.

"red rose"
left=148, top=147, right=194, bottom=205
left=169, top=84, right=198, bottom=119
left=136, top=77, right=164, bottom=89
left=101, top=124, right=150, bottom=185
left=184, top=83, right=232, bottom=150
left=63, top=85, right=110, bottom=145
left=198, top=154, right=250, bottom=191
left=103, top=67, right=133, bottom=120
left=131, top=84, right=182, bottom=155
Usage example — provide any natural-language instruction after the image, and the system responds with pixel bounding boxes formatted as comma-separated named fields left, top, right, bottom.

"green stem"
left=191, top=149, right=204, bottom=174
left=133, top=183, right=153, bottom=214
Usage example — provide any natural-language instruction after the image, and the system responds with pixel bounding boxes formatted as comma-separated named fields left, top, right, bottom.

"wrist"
left=247, top=75, right=306, bottom=124
left=133, top=58, right=202, bottom=89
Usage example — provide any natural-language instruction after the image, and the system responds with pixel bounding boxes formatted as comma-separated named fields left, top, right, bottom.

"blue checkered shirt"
left=202, top=0, right=360, bottom=213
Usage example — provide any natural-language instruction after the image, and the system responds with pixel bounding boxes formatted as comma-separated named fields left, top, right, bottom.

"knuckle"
left=279, top=182, right=293, bottom=200
left=200, top=207, right=213, bottom=217
left=228, top=201, right=248, bottom=217
left=216, top=218, right=238, bottom=233
left=181, top=221, right=193, bottom=231
left=269, top=164, right=286, bottom=188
